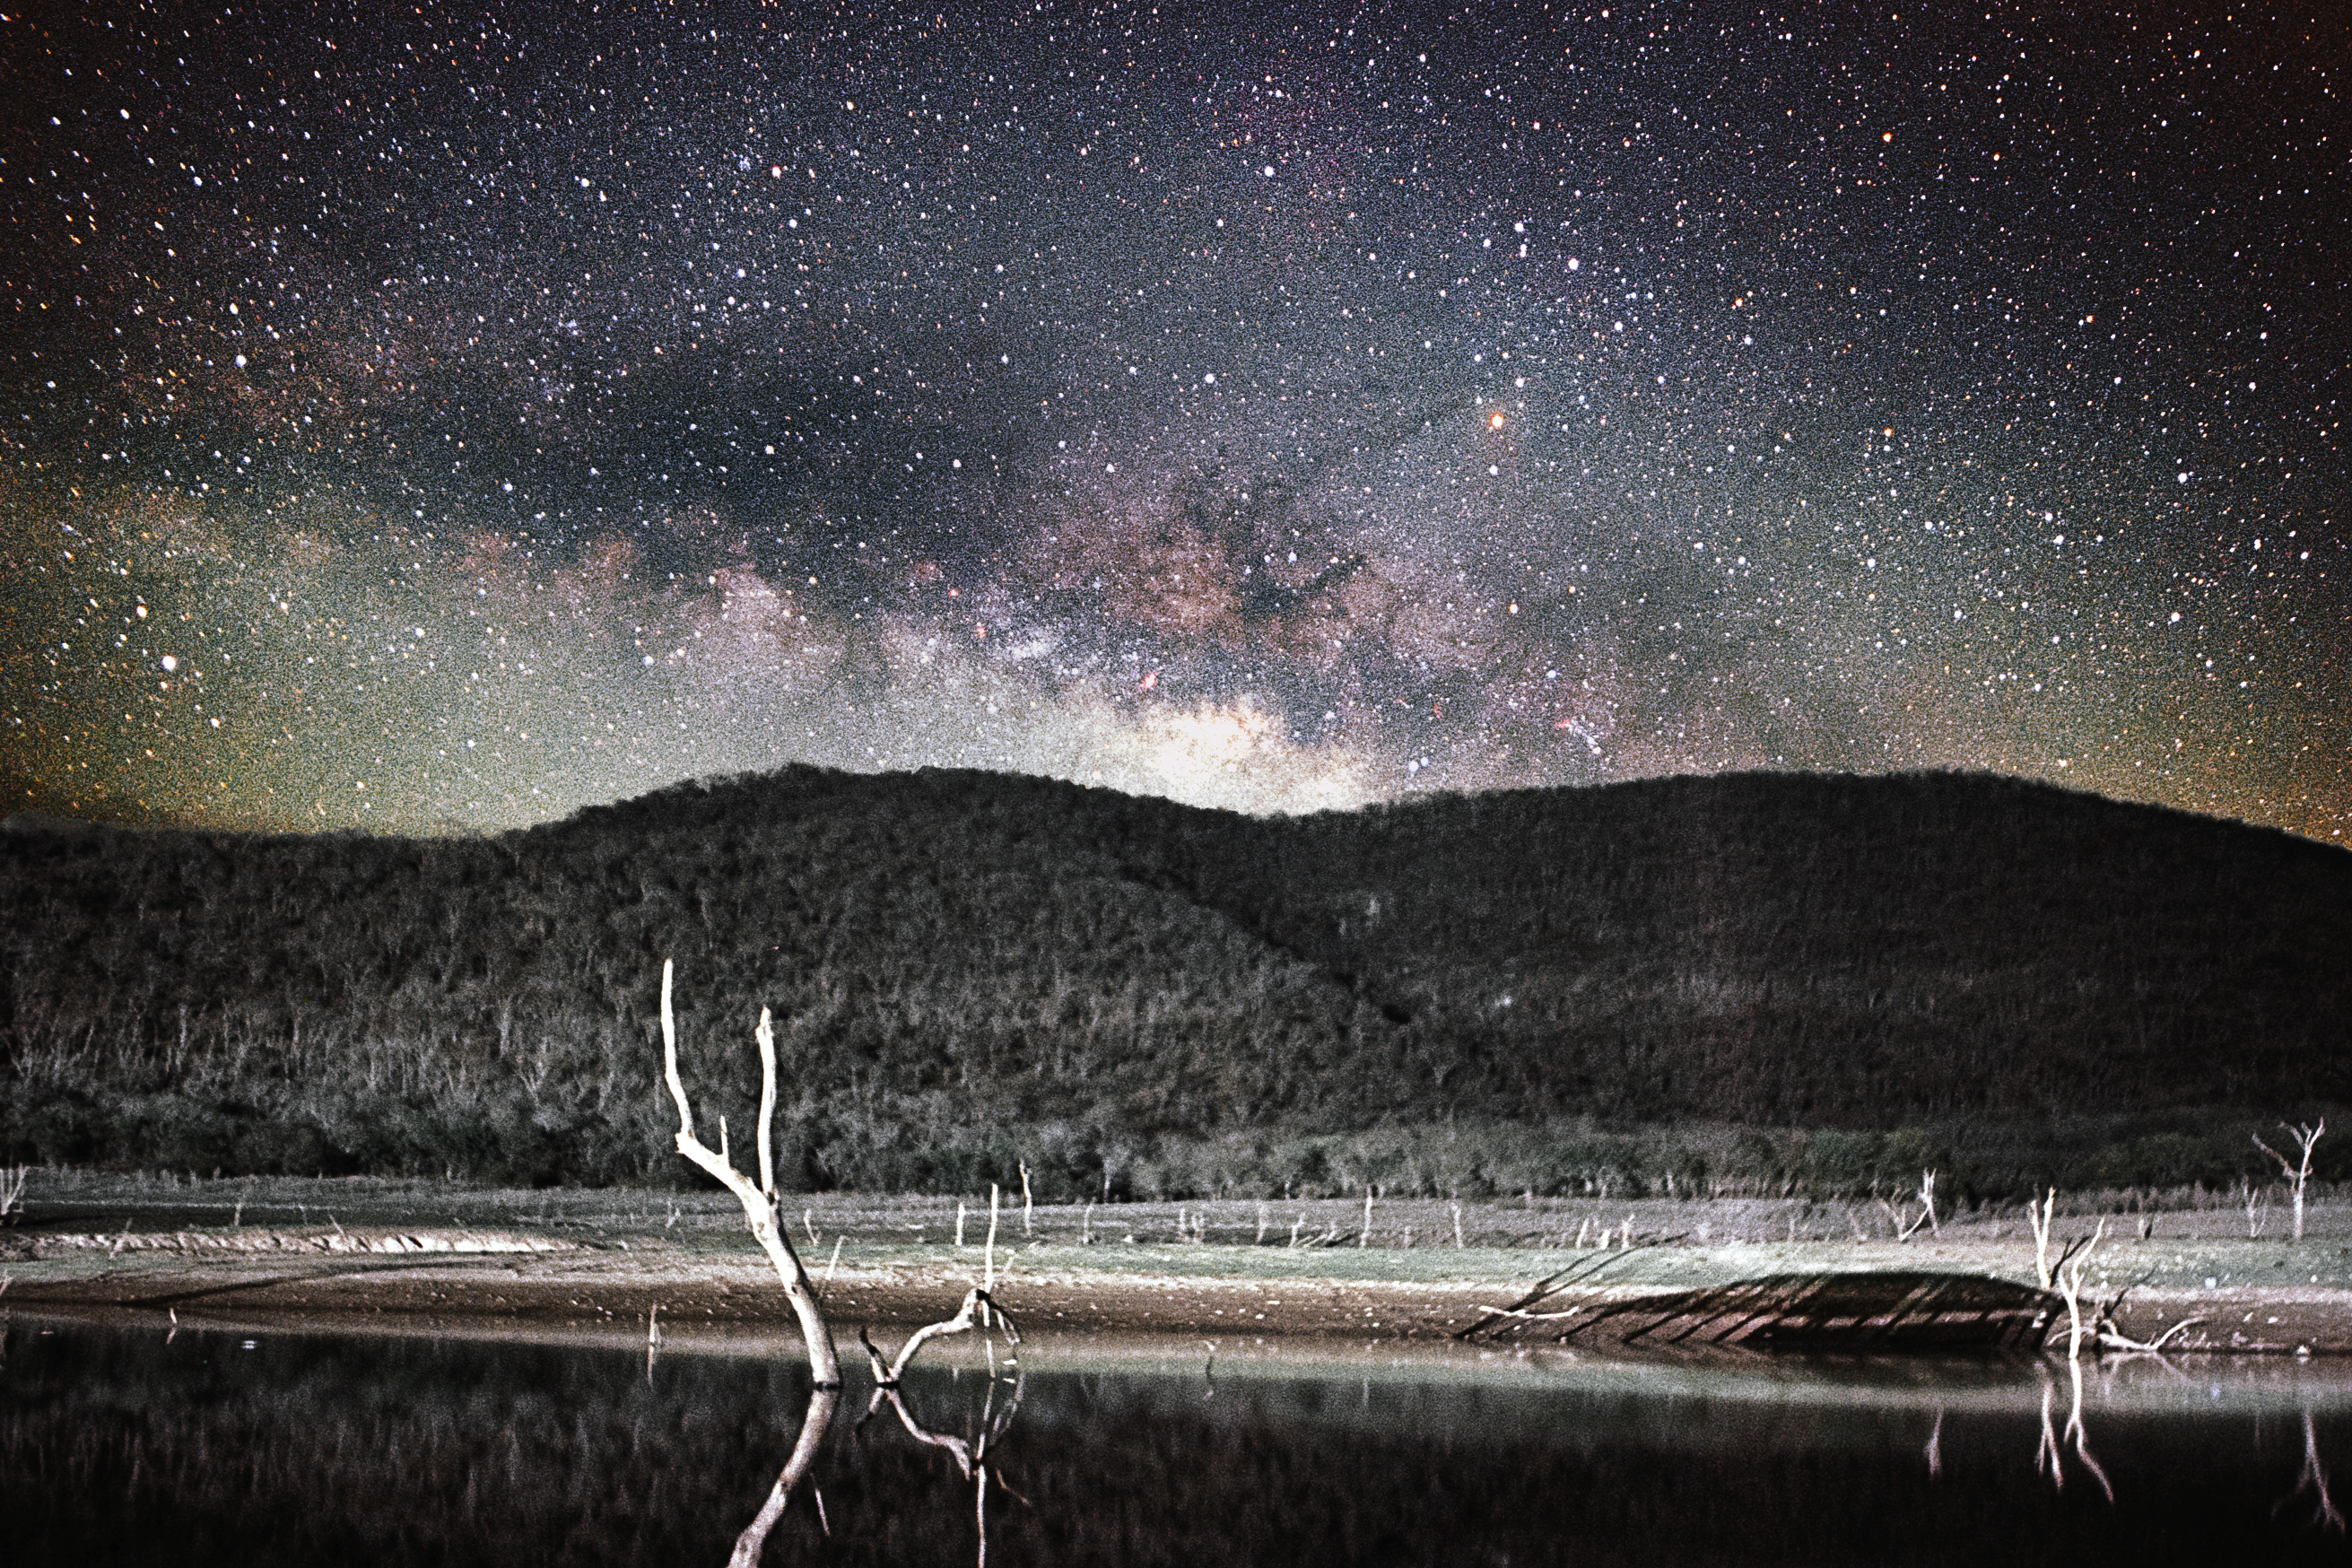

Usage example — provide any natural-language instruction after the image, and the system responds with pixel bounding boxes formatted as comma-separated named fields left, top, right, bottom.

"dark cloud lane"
left=3, top=1, right=2345, bottom=839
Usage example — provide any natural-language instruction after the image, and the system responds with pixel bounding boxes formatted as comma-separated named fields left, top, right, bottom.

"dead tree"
left=860, top=1286, right=1022, bottom=1387
left=2051, top=1216, right=2107, bottom=1360
left=1877, top=1190, right=1931, bottom=1243
left=658, top=959, right=841, bottom=1388
left=2254, top=1119, right=2327, bottom=1242
left=2027, top=1189, right=2095, bottom=1292
left=2037, top=1209, right=2203, bottom=1358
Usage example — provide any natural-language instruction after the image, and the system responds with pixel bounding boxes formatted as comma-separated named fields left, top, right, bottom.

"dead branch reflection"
left=2034, top=1357, right=2114, bottom=1503
left=861, top=1364, right=1029, bottom=1568
left=723, top=1293, right=1026, bottom=1567
left=21, top=1318, right=2352, bottom=1565
left=728, top=1383, right=840, bottom=1568
left=2287, top=1404, right=2347, bottom=1535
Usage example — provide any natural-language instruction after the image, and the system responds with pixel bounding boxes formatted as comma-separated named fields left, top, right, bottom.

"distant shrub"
left=2088, top=1131, right=2236, bottom=1189
left=1792, top=1130, right=1882, bottom=1192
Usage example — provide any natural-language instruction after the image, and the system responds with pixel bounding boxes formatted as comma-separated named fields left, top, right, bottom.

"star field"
left=4, top=1, right=2346, bottom=838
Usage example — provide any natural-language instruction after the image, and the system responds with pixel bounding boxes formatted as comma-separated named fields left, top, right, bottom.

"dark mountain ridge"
left=2, top=767, right=2344, bottom=1198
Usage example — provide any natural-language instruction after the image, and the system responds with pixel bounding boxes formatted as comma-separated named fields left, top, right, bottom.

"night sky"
left=4, top=2, right=2345, bottom=840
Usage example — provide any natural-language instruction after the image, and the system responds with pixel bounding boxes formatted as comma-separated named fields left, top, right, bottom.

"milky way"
left=4, top=2, right=2345, bottom=838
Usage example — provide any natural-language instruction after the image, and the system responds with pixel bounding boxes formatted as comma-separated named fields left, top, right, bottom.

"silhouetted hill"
left=2, top=768, right=2345, bottom=1198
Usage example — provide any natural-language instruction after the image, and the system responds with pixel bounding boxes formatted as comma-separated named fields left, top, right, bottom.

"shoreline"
left=9, top=1172, right=2352, bottom=1354
left=10, top=1224, right=2352, bottom=1355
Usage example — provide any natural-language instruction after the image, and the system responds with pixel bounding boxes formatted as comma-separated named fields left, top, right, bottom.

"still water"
left=4, top=1317, right=2349, bottom=1566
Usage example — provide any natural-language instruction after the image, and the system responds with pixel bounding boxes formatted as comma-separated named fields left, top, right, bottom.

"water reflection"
left=2289, top=1407, right=2347, bottom=1534
left=2035, top=1358, right=2113, bottom=1502
left=9, top=1318, right=2352, bottom=1565
left=856, top=1368, right=1025, bottom=1568
left=729, top=1382, right=838, bottom=1568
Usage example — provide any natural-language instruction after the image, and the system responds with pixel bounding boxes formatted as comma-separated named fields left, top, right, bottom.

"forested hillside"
left=3, top=767, right=2345, bottom=1199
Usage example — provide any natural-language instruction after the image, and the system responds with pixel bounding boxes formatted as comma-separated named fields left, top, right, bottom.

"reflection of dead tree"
left=658, top=959, right=840, bottom=1387
left=864, top=1364, right=1026, bottom=1568
left=2254, top=1119, right=2327, bottom=1241
left=2062, top=1359, right=2113, bottom=1503
left=2034, top=1377, right=2061, bottom=1486
left=728, top=1384, right=841, bottom=1568
left=866, top=1368, right=1025, bottom=1478
left=2034, top=1360, right=2113, bottom=1503
left=2283, top=1407, right=2347, bottom=1534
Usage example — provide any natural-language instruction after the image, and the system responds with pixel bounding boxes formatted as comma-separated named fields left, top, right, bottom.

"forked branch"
left=660, top=958, right=841, bottom=1388
left=1877, top=1196, right=1931, bottom=1242
left=2287, top=1407, right=2348, bottom=1535
left=2050, top=1215, right=2108, bottom=1360
left=858, top=1285, right=1022, bottom=1387
left=2028, top=1189, right=2057, bottom=1288
left=2027, top=1189, right=2096, bottom=1292
left=2254, top=1119, right=2327, bottom=1242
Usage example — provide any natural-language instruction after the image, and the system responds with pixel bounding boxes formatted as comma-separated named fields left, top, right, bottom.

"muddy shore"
left=6, top=1173, right=2352, bottom=1354
left=11, top=1225, right=2352, bottom=1357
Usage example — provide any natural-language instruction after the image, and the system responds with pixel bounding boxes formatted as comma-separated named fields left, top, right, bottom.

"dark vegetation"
left=1, top=766, right=2345, bottom=1200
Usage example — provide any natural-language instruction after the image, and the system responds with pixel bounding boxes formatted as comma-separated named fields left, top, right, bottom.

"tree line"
left=1, top=765, right=2344, bottom=1198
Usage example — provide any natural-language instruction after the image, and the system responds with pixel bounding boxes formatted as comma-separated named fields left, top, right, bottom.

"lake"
left=4, top=1316, right=2348, bottom=1564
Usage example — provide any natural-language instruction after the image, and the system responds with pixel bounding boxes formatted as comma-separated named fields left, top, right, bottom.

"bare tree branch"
left=755, top=1009, right=779, bottom=1201
left=660, top=959, right=840, bottom=1388
left=858, top=1285, right=1022, bottom=1387
left=2255, top=1119, right=2326, bottom=1241
left=2028, top=1189, right=2058, bottom=1289
left=2050, top=1215, right=2108, bottom=1360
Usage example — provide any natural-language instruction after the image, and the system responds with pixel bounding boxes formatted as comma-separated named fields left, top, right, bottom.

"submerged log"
left=1481, top=1270, right=2061, bottom=1353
